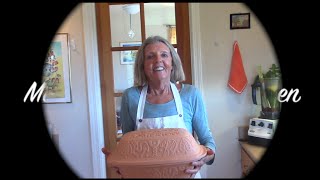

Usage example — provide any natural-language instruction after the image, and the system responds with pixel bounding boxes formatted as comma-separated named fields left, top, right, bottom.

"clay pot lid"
left=108, top=128, right=207, bottom=167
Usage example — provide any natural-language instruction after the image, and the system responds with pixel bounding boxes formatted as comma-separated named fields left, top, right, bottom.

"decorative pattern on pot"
left=107, top=128, right=207, bottom=178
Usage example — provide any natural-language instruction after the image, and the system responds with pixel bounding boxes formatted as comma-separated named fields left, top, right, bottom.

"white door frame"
left=189, top=3, right=204, bottom=93
left=82, top=3, right=106, bottom=178
left=82, top=3, right=202, bottom=178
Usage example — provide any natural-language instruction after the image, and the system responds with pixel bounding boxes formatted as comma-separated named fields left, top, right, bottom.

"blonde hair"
left=134, top=36, right=185, bottom=86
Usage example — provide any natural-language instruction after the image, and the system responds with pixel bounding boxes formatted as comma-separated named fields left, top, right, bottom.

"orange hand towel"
left=228, top=41, right=247, bottom=94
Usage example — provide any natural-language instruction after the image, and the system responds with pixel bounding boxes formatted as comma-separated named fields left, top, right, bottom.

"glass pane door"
left=144, top=3, right=176, bottom=44
left=109, top=4, right=142, bottom=47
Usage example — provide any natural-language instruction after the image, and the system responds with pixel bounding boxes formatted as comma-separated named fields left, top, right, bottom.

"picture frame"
left=230, top=13, right=250, bottom=29
left=42, top=33, right=72, bottom=103
left=120, top=42, right=141, bottom=65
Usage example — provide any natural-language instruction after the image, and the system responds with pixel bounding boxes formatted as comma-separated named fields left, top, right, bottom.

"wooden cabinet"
left=241, top=148, right=255, bottom=176
left=239, top=142, right=266, bottom=177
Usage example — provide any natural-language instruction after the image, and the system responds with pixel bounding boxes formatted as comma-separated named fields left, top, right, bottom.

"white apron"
left=136, top=82, right=201, bottom=178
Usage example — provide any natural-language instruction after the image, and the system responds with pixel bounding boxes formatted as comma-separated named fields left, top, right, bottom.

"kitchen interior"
left=43, top=2, right=281, bottom=178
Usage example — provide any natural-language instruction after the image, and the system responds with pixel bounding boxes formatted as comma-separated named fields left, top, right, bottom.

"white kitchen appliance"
left=250, top=69, right=282, bottom=147
left=247, top=118, right=278, bottom=146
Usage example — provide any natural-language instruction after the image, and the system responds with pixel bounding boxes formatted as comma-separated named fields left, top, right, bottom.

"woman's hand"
left=101, top=147, right=111, bottom=156
left=101, top=147, right=122, bottom=177
left=185, top=148, right=215, bottom=177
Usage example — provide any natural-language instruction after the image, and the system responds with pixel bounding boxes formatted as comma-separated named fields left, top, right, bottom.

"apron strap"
left=136, top=82, right=183, bottom=122
left=170, top=82, right=183, bottom=118
left=136, top=85, right=148, bottom=121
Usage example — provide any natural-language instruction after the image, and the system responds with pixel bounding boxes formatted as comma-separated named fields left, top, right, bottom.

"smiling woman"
left=134, top=36, right=185, bottom=87
left=143, top=42, right=173, bottom=84
left=102, top=36, right=217, bottom=179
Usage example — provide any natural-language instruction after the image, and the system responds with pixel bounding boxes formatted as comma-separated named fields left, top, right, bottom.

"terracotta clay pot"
left=107, top=128, right=207, bottom=178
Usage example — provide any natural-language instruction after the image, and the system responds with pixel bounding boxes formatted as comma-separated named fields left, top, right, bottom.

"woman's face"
left=143, top=42, right=172, bottom=83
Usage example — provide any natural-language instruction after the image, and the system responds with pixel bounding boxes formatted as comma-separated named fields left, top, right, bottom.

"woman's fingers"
left=207, top=148, right=214, bottom=155
left=185, top=149, right=214, bottom=175
left=185, top=159, right=204, bottom=174
left=101, top=147, right=107, bottom=154
left=101, top=147, right=111, bottom=156
left=185, top=165, right=201, bottom=174
left=113, top=167, right=121, bottom=175
left=191, top=159, right=205, bottom=167
left=203, top=148, right=215, bottom=163
left=102, top=148, right=121, bottom=176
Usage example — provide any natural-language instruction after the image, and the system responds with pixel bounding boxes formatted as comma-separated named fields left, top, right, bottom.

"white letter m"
left=23, top=81, right=46, bottom=102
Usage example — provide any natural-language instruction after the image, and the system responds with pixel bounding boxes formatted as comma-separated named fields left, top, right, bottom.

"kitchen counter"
left=239, top=141, right=267, bottom=176
left=239, top=141, right=266, bottom=163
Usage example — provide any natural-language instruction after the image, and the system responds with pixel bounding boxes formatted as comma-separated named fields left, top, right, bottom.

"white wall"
left=43, top=4, right=93, bottom=178
left=197, top=3, right=278, bottom=178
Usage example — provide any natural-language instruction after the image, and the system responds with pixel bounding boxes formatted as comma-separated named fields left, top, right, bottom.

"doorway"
left=95, top=3, right=192, bottom=177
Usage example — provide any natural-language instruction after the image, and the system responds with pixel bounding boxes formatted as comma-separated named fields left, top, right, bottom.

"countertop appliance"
left=251, top=75, right=282, bottom=120
left=249, top=68, right=281, bottom=146
left=247, top=118, right=278, bottom=146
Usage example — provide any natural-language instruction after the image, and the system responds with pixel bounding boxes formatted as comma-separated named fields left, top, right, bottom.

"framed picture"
left=230, top=13, right=250, bottom=29
left=42, top=33, right=72, bottom=103
left=120, top=42, right=141, bottom=65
